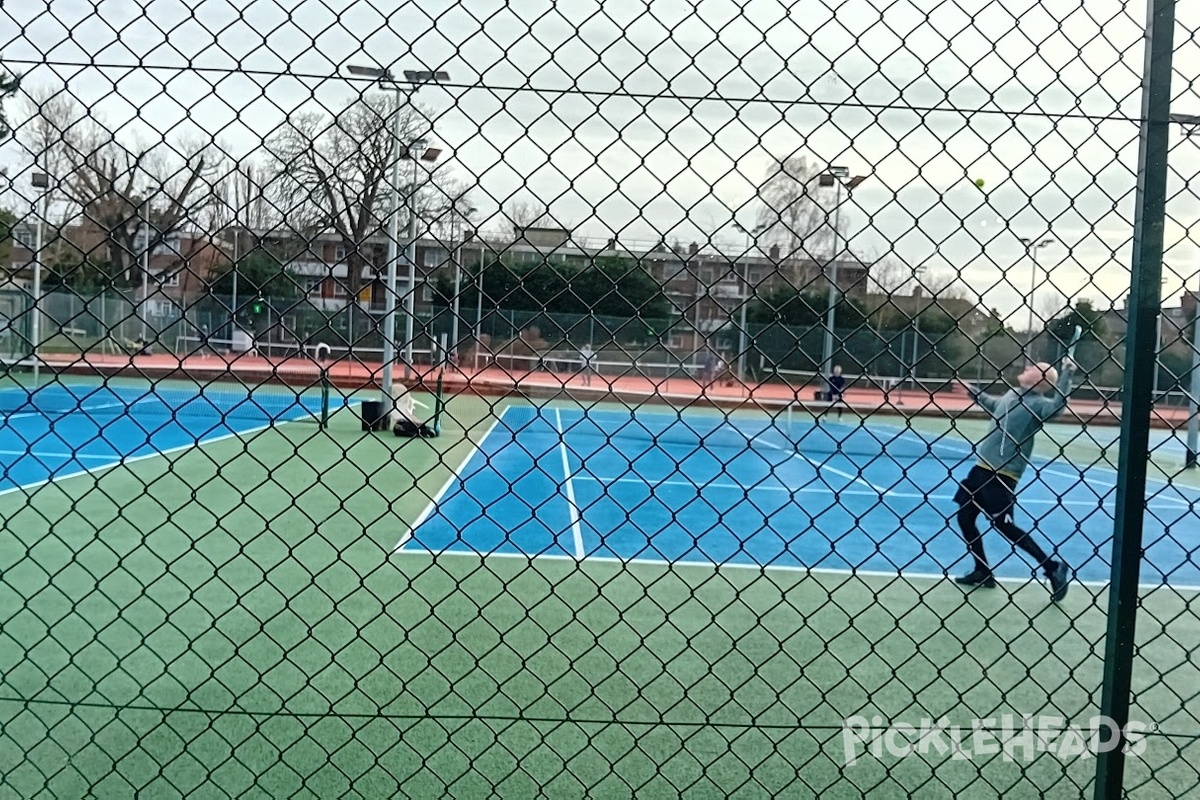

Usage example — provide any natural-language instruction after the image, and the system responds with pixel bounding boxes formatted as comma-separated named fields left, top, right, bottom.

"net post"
left=320, top=367, right=330, bottom=430
left=1094, top=0, right=1175, bottom=795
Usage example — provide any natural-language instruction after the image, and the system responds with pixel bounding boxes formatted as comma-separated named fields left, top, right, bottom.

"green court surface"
left=0, top=393, right=1196, bottom=797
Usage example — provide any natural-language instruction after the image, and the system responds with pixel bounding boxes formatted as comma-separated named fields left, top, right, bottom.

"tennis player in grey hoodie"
left=954, top=359, right=1077, bottom=601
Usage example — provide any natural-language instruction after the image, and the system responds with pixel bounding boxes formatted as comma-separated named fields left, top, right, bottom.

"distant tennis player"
left=953, top=358, right=1077, bottom=601
left=579, top=344, right=596, bottom=387
left=827, top=365, right=846, bottom=420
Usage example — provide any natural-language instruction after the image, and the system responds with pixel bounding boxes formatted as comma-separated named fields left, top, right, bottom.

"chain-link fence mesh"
left=1, top=0, right=1199, bottom=796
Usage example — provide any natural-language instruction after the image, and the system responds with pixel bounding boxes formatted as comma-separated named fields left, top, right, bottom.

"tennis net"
left=513, top=404, right=976, bottom=463
left=0, top=381, right=332, bottom=425
left=477, top=350, right=705, bottom=379
left=767, top=366, right=953, bottom=397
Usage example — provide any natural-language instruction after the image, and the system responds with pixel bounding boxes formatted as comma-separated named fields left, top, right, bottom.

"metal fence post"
left=1094, top=0, right=1176, bottom=795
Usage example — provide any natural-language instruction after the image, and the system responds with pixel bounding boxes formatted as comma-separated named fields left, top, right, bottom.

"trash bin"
left=813, top=390, right=827, bottom=401
left=360, top=400, right=388, bottom=432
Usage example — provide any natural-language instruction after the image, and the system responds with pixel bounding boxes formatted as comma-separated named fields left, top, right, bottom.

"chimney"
left=689, top=242, right=699, bottom=256
left=768, top=244, right=780, bottom=261
left=1183, top=290, right=1197, bottom=319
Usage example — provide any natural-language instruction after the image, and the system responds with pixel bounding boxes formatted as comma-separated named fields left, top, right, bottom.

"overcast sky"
left=3, top=0, right=1200, bottom=327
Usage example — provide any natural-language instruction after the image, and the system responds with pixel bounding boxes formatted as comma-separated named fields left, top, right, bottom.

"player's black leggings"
left=954, top=466, right=1054, bottom=575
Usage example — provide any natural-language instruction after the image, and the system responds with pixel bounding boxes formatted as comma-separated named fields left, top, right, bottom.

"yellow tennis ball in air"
left=974, top=178, right=985, bottom=188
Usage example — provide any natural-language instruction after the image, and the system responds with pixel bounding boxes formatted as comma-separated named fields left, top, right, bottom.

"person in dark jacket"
left=827, top=365, right=846, bottom=420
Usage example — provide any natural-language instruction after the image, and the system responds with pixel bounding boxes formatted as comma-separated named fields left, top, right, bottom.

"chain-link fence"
left=1, top=0, right=1199, bottom=797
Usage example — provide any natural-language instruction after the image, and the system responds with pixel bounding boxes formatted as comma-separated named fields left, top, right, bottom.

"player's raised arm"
left=959, top=377, right=1001, bottom=414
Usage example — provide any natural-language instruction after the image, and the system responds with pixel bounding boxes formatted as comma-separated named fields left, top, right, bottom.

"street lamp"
left=817, top=168, right=869, bottom=381
left=30, top=172, right=50, bottom=385
left=733, top=221, right=766, bottom=253
left=344, top=63, right=449, bottom=416
left=1019, top=236, right=1055, bottom=338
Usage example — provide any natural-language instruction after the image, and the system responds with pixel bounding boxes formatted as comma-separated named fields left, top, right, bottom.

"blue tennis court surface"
left=0, top=382, right=333, bottom=493
left=403, top=404, right=1200, bottom=588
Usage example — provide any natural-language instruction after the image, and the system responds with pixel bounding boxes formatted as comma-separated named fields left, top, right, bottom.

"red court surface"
left=37, top=351, right=1192, bottom=428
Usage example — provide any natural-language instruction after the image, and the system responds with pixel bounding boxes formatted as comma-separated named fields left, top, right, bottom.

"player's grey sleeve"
left=966, top=384, right=1001, bottom=415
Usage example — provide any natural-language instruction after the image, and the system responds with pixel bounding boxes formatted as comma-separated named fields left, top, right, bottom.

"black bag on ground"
left=393, top=418, right=438, bottom=438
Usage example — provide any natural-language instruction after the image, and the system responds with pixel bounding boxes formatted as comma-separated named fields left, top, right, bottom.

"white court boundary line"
left=392, top=409, right=507, bottom=553
left=0, top=449, right=117, bottom=462
left=576, top=474, right=1191, bottom=510
left=554, top=407, right=586, bottom=559
left=395, top=548, right=1200, bottom=594
left=0, top=421, right=277, bottom=499
left=868, top=422, right=1195, bottom=507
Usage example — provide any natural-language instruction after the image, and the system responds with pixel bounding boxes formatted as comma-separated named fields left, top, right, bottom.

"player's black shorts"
left=954, top=465, right=1018, bottom=522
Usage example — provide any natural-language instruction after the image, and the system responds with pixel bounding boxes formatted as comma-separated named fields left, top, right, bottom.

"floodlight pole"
left=1174, top=114, right=1200, bottom=467
left=30, top=172, right=51, bottom=384
left=140, top=198, right=151, bottom=341
left=818, top=168, right=868, bottom=381
left=1187, top=294, right=1199, bottom=468
left=732, top=221, right=765, bottom=382
left=1019, top=236, right=1055, bottom=341
left=345, top=64, right=449, bottom=416
left=402, top=149, right=422, bottom=379
left=476, top=251, right=484, bottom=345
left=450, top=213, right=476, bottom=358
left=910, top=266, right=926, bottom=386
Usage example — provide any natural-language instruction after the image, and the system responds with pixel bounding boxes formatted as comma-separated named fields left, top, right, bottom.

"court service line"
left=398, top=547, right=1200, bottom=594
left=554, top=407, right=586, bottom=559
left=392, top=412, right=505, bottom=554
left=577, top=474, right=1188, bottom=510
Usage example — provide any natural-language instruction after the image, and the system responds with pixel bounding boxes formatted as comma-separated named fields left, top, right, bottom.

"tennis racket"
left=1065, top=324, right=1083, bottom=364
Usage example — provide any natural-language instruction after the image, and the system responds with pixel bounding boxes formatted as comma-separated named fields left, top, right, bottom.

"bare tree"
left=264, top=94, right=449, bottom=297
left=1037, top=290, right=1068, bottom=327
left=754, top=153, right=846, bottom=282
left=504, top=196, right=551, bottom=231
left=19, top=85, right=222, bottom=286
left=208, top=158, right=280, bottom=260
left=1, top=69, right=22, bottom=143
left=868, top=256, right=911, bottom=295
left=427, top=183, right=479, bottom=245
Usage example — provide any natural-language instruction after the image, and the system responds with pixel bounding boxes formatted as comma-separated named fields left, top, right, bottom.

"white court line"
left=0, top=449, right=117, bottom=462
left=392, top=411, right=506, bottom=554
left=554, top=407, right=586, bottom=559
left=575, top=474, right=1191, bottom=510
left=751, top=434, right=886, bottom=493
left=0, top=421, right=277, bottom=499
left=397, top=548, right=1200, bottom=594
left=872, top=423, right=1194, bottom=507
